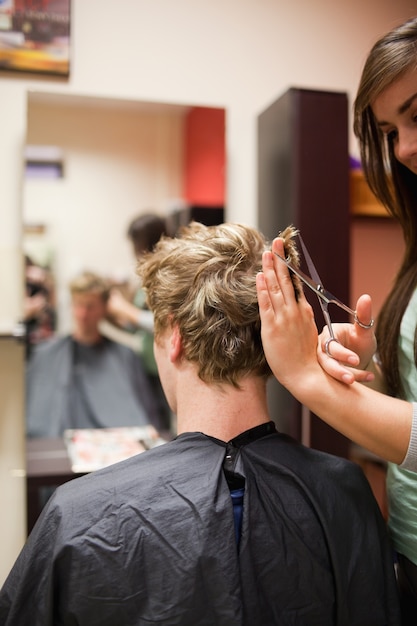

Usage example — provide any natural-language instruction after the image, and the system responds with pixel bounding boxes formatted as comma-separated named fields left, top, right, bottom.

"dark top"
left=26, top=335, right=162, bottom=436
left=0, top=423, right=400, bottom=625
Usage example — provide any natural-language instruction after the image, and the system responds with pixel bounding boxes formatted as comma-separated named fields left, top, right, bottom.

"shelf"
left=350, top=169, right=390, bottom=218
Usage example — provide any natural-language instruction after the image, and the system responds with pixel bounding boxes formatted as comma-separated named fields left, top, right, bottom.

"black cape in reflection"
left=26, top=335, right=162, bottom=435
left=0, top=424, right=400, bottom=625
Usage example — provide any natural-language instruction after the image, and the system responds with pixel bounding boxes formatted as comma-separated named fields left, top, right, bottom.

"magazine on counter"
left=64, top=425, right=168, bottom=473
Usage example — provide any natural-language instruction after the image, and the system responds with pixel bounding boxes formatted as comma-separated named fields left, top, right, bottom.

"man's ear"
left=170, top=325, right=183, bottom=362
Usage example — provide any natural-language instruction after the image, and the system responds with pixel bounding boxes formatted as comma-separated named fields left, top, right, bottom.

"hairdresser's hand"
left=317, top=294, right=376, bottom=384
left=107, top=288, right=137, bottom=327
left=256, top=237, right=319, bottom=390
left=107, top=288, right=154, bottom=332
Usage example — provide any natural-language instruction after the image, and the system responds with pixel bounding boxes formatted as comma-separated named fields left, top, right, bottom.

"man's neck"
left=175, top=373, right=271, bottom=442
left=72, top=331, right=103, bottom=346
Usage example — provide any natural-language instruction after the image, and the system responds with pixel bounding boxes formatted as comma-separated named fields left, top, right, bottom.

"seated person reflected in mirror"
left=26, top=270, right=162, bottom=438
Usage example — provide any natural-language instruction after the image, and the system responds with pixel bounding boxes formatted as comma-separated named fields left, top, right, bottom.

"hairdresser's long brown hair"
left=354, top=16, right=417, bottom=398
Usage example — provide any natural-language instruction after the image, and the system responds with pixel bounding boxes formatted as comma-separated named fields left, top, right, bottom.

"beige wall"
left=0, top=0, right=416, bottom=585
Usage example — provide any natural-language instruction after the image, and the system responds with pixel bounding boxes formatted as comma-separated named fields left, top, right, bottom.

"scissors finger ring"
left=354, top=314, right=374, bottom=330
left=324, top=338, right=339, bottom=358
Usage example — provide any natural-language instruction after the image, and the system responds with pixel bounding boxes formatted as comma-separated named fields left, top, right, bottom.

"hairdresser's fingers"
left=317, top=324, right=375, bottom=385
left=256, top=261, right=276, bottom=319
left=317, top=346, right=375, bottom=384
left=258, top=249, right=318, bottom=388
left=318, top=294, right=376, bottom=370
left=258, top=249, right=283, bottom=316
left=352, top=294, right=377, bottom=367
left=271, top=237, right=309, bottom=308
left=355, top=293, right=374, bottom=329
left=318, top=325, right=360, bottom=366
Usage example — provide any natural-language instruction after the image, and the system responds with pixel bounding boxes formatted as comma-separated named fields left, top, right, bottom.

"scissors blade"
left=273, top=252, right=330, bottom=303
left=298, top=235, right=323, bottom=290
left=298, top=235, right=357, bottom=317
left=297, top=234, right=331, bottom=329
left=274, top=251, right=356, bottom=317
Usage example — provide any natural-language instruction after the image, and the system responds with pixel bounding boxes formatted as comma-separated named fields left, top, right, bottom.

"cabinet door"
left=258, top=87, right=350, bottom=458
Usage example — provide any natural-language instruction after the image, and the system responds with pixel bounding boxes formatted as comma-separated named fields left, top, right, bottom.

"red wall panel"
left=183, top=107, right=225, bottom=206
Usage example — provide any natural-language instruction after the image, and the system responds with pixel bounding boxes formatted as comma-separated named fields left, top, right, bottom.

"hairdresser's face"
left=372, top=67, right=417, bottom=175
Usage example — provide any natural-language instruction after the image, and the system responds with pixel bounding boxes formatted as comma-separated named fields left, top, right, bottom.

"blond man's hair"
left=69, top=271, right=110, bottom=302
left=138, top=221, right=299, bottom=387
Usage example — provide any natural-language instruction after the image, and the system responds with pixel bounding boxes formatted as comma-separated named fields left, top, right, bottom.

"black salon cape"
left=0, top=425, right=400, bottom=625
left=26, top=335, right=161, bottom=436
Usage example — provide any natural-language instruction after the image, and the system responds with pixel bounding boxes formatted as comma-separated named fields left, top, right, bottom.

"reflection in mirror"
left=23, top=92, right=226, bottom=335
left=22, top=92, right=225, bottom=531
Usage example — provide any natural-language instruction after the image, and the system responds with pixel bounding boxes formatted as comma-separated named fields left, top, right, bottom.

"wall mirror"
left=22, top=93, right=225, bottom=533
left=23, top=91, right=226, bottom=335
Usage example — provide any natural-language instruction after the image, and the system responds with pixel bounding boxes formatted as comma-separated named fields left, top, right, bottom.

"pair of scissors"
left=274, top=233, right=374, bottom=355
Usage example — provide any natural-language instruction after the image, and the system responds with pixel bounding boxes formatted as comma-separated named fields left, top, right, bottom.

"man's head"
left=138, top=221, right=298, bottom=388
left=69, top=271, right=110, bottom=344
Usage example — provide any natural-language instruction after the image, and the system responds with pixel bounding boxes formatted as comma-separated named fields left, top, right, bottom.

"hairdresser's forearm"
left=286, top=366, right=411, bottom=465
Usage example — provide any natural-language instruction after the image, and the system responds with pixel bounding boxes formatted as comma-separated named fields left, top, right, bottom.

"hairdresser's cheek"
left=394, top=132, right=417, bottom=175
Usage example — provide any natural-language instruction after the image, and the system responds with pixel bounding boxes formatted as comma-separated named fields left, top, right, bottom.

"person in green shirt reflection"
left=107, top=213, right=172, bottom=430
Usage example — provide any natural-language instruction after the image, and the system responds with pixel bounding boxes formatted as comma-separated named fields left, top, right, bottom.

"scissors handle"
left=321, top=288, right=374, bottom=329
left=354, top=313, right=375, bottom=330
left=321, top=304, right=335, bottom=340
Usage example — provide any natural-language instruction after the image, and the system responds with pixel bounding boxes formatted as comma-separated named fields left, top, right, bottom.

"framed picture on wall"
left=0, top=0, right=71, bottom=77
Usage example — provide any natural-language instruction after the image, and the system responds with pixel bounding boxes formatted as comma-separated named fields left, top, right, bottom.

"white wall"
left=0, top=0, right=416, bottom=584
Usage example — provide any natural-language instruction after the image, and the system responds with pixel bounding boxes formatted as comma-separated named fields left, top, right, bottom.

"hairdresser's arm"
left=256, top=238, right=413, bottom=467
left=107, top=289, right=154, bottom=333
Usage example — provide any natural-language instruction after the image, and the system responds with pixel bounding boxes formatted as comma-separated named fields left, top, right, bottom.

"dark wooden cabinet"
left=257, top=87, right=351, bottom=458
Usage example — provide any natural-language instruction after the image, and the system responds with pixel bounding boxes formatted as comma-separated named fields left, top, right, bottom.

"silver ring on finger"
left=354, top=313, right=374, bottom=329
left=324, top=338, right=339, bottom=359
